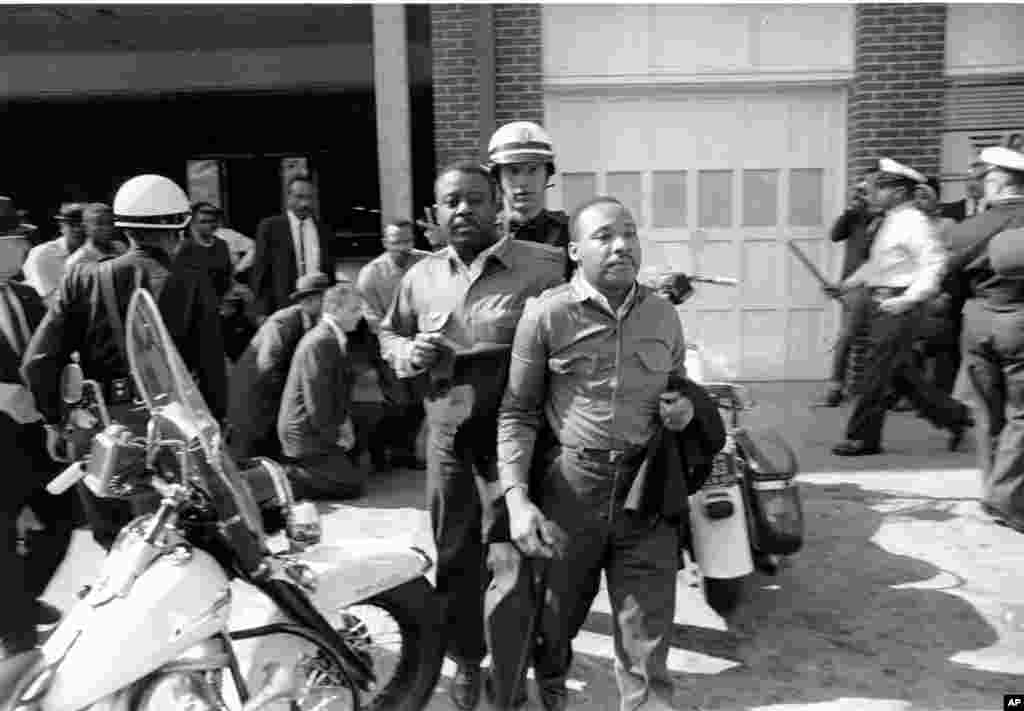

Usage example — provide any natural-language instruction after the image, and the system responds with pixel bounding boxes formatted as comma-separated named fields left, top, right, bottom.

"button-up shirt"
left=288, top=210, right=320, bottom=278
left=22, top=236, right=72, bottom=304
left=847, top=203, right=947, bottom=303
left=356, top=249, right=430, bottom=333
left=379, top=236, right=565, bottom=379
left=497, top=275, right=688, bottom=488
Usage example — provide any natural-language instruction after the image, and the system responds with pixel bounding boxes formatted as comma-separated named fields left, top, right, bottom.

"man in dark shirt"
left=175, top=202, right=234, bottom=301
left=817, top=179, right=879, bottom=406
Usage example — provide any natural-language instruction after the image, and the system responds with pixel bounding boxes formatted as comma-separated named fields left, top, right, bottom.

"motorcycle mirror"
left=60, top=362, right=85, bottom=404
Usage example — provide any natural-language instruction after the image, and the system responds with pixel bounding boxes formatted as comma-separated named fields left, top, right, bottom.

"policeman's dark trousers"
left=830, top=286, right=873, bottom=384
left=961, top=300, right=1024, bottom=528
left=845, top=303, right=971, bottom=448
left=425, top=414, right=494, bottom=667
left=531, top=448, right=679, bottom=711
left=0, top=417, right=74, bottom=652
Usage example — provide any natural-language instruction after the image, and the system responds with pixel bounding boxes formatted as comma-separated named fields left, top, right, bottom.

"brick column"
left=848, top=4, right=947, bottom=185
left=431, top=4, right=545, bottom=168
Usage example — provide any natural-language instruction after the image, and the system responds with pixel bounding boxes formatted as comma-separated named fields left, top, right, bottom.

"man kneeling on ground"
left=277, top=280, right=368, bottom=500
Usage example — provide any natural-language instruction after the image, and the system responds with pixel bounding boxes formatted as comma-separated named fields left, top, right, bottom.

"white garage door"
left=546, top=88, right=846, bottom=381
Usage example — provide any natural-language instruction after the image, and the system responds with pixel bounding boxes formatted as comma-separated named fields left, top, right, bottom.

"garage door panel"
left=547, top=98, right=602, bottom=169
left=787, top=238, right=830, bottom=307
left=786, top=309, right=828, bottom=380
left=742, top=241, right=782, bottom=306
left=741, top=310, right=787, bottom=380
left=547, top=88, right=843, bottom=380
left=690, top=310, right=741, bottom=377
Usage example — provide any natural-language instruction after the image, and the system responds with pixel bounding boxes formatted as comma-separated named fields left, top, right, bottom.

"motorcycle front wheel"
left=332, top=577, right=444, bottom=711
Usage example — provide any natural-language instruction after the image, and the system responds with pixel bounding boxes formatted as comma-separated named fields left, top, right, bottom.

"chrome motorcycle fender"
left=39, top=548, right=231, bottom=711
left=297, top=541, right=433, bottom=613
left=688, top=486, right=755, bottom=580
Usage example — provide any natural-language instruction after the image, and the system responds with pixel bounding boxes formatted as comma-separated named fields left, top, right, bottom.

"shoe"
left=890, top=397, right=914, bottom=412
left=812, top=384, right=844, bottom=408
left=948, top=418, right=974, bottom=452
left=831, top=440, right=882, bottom=456
left=538, top=683, right=569, bottom=711
left=450, top=662, right=483, bottom=710
left=981, top=503, right=1024, bottom=533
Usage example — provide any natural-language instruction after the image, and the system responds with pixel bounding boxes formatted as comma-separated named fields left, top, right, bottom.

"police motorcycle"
left=0, top=288, right=444, bottom=711
left=643, top=270, right=805, bottom=617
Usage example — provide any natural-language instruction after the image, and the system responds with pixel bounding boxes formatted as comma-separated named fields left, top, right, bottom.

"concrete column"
left=372, top=4, right=412, bottom=226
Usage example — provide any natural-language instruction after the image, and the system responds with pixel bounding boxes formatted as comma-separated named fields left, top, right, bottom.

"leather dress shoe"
left=948, top=417, right=974, bottom=452
left=812, top=384, right=844, bottom=408
left=538, top=683, right=569, bottom=711
left=982, top=502, right=1024, bottom=534
left=450, top=662, right=483, bottom=710
left=831, top=440, right=882, bottom=457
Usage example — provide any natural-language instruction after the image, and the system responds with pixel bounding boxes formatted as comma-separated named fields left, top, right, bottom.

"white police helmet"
left=487, top=121, right=556, bottom=174
left=113, top=174, right=191, bottom=230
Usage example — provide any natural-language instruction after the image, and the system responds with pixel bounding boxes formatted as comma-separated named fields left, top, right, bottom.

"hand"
left=16, top=505, right=45, bottom=555
left=44, top=424, right=67, bottom=462
left=409, top=332, right=450, bottom=370
left=417, top=209, right=449, bottom=249
left=879, top=295, right=915, bottom=315
left=657, top=273, right=694, bottom=306
left=506, top=488, right=567, bottom=559
left=660, top=392, right=695, bottom=432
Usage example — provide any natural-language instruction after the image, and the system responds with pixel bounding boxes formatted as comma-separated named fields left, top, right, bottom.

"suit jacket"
left=227, top=304, right=314, bottom=453
left=277, top=319, right=354, bottom=459
left=249, top=214, right=333, bottom=319
left=0, top=281, right=45, bottom=385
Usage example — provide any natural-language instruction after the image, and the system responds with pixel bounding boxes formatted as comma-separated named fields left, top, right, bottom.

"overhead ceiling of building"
left=0, top=5, right=375, bottom=53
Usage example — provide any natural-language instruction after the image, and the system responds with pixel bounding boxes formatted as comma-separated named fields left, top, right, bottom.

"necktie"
left=297, top=219, right=307, bottom=276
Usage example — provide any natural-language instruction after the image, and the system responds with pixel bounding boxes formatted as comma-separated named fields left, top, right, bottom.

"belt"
left=564, top=445, right=646, bottom=466
left=868, top=286, right=908, bottom=299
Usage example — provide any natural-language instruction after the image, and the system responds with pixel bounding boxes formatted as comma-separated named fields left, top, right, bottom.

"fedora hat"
left=0, top=196, right=37, bottom=236
left=290, top=272, right=331, bottom=302
left=54, top=202, right=86, bottom=224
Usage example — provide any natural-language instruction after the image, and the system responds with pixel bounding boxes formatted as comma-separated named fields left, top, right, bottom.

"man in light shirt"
left=63, top=203, right=117, bottom=273
left=830, top=158, right=973, bottom=456
left=355, top=219, right=429, bottom=470
left=23, top=203, right=85, bottom=305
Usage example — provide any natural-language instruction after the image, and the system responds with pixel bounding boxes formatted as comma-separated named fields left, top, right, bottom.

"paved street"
left=43, top=382, right=1024, bottom=710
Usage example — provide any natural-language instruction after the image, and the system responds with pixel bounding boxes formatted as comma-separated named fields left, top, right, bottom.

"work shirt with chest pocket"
left=497, top=275, right=688, bottom=487
left=378, top=236, right=565, bottom=379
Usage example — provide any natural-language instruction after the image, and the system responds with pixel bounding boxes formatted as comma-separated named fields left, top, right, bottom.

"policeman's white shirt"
left=287, top=210, right=321, bottom=278
left=850, top=203, right=947, bottom=303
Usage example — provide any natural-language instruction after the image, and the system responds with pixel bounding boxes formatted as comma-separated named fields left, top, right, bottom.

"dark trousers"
left=961, top=300, right=1024, bottom=527
left=425, top=413, right=496, bottom=666
left=284, top=447, right=366, bottom=501
left=845, top=300, right=970, bottom=448
left=830, top=286, right=872, bottom=384
left=369, top=334, right=424, bottom=458
left=531, top=448, right=678, bottom=711
left=0, top=417, right=74, bottom=650
left=918, top=309, right=962, bottom=397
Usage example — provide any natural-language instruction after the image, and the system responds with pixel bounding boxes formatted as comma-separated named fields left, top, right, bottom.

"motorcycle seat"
left=0, top=649, right=43, bottom=710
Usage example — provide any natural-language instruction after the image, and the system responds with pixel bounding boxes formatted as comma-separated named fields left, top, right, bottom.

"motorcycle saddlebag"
left=732, top=428, right=804, bottom=556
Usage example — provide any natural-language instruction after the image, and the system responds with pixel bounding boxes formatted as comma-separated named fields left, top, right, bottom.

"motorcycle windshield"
left=125, top=288, right=264, bottom=539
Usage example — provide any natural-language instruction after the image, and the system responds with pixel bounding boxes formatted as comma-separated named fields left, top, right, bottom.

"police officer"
left=379, top=160, right=564, bottom=710
left=22, top=174, right=227, bottom=550
left=487, top=121, right=571, bottom=255
left=945, top=146, right=1024, bottom=532
left=830, top=159, right=972, bottom=456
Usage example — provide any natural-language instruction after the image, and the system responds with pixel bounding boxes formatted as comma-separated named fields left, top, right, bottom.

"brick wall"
left=848, top=3, right=947, bottom=185
left=494, top=4, right=544, bottom=127
left=431, top=4, right=545, bottom=168
left=430, top=5, right=481, bottom=168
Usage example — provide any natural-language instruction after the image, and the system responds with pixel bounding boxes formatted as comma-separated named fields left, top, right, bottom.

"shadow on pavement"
left=621, top=480, right=1018, bottom=711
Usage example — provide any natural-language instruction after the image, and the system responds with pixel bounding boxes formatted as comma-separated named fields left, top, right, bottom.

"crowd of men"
left=1, top=116, right=1023, bottom=711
